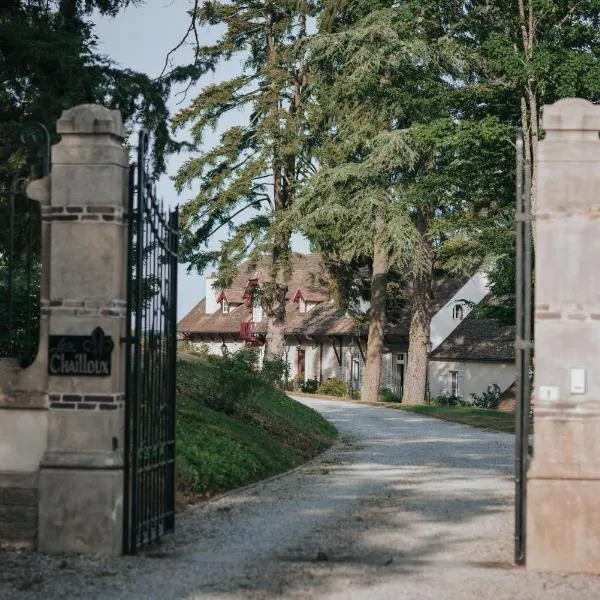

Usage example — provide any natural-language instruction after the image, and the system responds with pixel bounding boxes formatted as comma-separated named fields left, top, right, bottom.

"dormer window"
left=222, top=299, right=229, bottom=314
left=299, top=298, right=306, bottom=313
left=453, top=304, right=464, bottom=320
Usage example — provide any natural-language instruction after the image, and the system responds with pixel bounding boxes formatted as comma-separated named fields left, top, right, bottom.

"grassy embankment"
left=176, top=354, right=337, bottom=503
left=394, top=405, right=521, bottom=434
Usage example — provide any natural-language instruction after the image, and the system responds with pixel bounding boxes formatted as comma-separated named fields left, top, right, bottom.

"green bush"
left=230, top=347, right=260, bottom=371
left=318, top=377, right=348, bottom=397
left=261, top=357, right=288, bottom=387
left=300, top=378, right=319, bottom=393
left=470, top=389, right=502, bottom=409
left=195, top=352, right=258, bottom=415
left=379, top=388, right=402, bottom=403
left=431, top=394, right=467, bottom=407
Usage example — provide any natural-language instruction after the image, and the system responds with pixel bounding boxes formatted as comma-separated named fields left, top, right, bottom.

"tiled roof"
left=226, top=252, right=328, bottom=300
left=178, top=298, right=253, bottom=335
left=430, top=310, right=515, bottom=362
left=177, top=253, right=478, bottom=342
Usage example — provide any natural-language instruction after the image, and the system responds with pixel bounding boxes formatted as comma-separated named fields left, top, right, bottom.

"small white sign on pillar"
left=539, top=386, right=560, bottom=402
left=570, top=368, right=586, bottom=394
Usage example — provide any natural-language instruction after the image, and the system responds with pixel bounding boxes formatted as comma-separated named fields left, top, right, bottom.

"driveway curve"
left=2, top=397, right=599, bottom=599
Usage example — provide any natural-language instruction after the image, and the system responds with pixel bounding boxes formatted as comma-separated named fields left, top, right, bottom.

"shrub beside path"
left=1, top=397, right=599, bottom=599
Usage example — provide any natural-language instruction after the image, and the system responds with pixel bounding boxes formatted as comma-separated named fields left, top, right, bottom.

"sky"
left=93, top=1, right=309, bottom=318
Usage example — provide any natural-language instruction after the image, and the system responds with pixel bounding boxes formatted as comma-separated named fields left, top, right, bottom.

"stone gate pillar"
left=528, top=98, right=600, bottom=573
left=35, top=105, right=129, bottom=554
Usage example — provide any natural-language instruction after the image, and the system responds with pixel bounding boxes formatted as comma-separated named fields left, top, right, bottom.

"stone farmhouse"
left=177, top=253, right=515, bottom=401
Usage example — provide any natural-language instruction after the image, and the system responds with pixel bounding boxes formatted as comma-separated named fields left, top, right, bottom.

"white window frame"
left=449, top=370, right=460, bottom=397
left=299, top=297, right=306, bottom=313
left=452, top=304, right=464, bottom=320
left=222, top=299, right=229, bottom=314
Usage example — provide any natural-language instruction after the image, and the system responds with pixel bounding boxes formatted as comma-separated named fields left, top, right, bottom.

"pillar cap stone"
left=543, top=98, right=600, bottom=132
left=57, top=104, right=126, bottom=139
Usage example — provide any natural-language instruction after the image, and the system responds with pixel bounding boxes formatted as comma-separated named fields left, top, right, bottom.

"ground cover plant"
left=396, top=405, right=526, bottom=434
left=175, top=353, right=337, bottom=503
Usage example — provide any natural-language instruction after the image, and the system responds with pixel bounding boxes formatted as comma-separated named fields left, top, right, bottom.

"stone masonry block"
left=57, top=104, right=126, bottom=138
left=535, top=319, right=600, bottom=401
left=38, top=468, right=123, bottom=555
left=536, top=162, right=600, bottom=212
left=530, top=417, right=600, bottom=479
left=50, top=222, right=126, bottom=301
left=45, top=409, right=124, bottom=455
left=542, top=98, right=600, bottom=133
left=51, top=163, right=128, bottom=207
left=535, top=217, right=600, bottom=308
left=528, top=477, right=600, bottom=574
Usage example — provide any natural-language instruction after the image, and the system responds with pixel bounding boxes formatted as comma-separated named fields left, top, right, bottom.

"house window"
left=299, top=298, right=306, bottom=313
left=452, top=304, right=464, bottom=320
left=222, top=300, right=229, bottom=314
left=297, top=348, right=306, bottom=381
left=450, top=371, right=460, bottom=397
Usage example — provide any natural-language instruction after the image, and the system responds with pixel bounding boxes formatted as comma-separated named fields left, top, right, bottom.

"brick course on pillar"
left=528, top=98, right=600, bottom=573
left=33, top=105, right=129, bottom=555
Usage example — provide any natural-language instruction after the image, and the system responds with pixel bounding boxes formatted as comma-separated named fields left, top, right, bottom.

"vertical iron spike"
left=514, top=126, right=526, bottom=566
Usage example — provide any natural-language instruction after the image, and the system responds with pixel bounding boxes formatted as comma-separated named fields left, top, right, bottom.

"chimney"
left=205, top=274, right=220, bottom=314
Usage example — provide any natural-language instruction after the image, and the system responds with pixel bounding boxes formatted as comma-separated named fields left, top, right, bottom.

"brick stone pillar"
left=36, top=105, right=129, bottom=555
left=528, top=98, right=600, bottom=573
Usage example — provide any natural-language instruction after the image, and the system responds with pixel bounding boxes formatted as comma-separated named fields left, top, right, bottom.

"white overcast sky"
left=93, top=1, right=308, bottom=318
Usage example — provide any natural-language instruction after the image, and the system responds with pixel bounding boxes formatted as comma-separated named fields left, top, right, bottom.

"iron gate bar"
left=123, top=130, right=178, bottom=555
left=514, top=128, right=533, bottom=566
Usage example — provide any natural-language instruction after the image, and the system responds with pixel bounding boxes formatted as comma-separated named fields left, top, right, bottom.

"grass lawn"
left=176, top=356, right=337, bottom=503
left=392, top=404, right=521, bottom=434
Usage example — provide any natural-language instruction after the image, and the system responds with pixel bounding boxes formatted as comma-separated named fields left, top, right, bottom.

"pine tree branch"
left=158, top=0, right=200, bottom=80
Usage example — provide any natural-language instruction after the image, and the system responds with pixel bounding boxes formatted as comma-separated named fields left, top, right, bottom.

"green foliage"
left=0, top=1, right=178, bottom=175
left=470, top=389, right=502, bottom=410
left=173, top=1, right=315, bottom=290
left=317, top=377, right=348, bottom=397
left=300, top=378, right=320, bottom=394
left=176, top=357, right=337, bottom=501
left=379, top=388, right=402, bottom=403
left=430, top=394, right=467, bottom=408
left=229, top=347, right=260, bottom=371
left=0, top=261, right=40, bottom=366
left=261, top=357, right=288, bottom=387
left=398, top=405, right=520, bottom=434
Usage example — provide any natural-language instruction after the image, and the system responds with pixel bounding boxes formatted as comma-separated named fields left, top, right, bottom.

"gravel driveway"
left=2, top=397, right=599, bottom=599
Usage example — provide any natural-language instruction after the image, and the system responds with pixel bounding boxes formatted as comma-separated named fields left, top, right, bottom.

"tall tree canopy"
left=0, top=0, right=179, bottom=175
left=289, top=0, right=513, bottom=403
left=173, top=0, right=315, bottom=359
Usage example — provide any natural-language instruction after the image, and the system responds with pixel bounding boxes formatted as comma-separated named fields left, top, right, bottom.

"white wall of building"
left=429, top=359, right=515, bottom=400
left=192, top=340, right=246, bottom=355
left=204, top=276, right=220, bottom=314
left=284, top=340, right=346, bottom=383
left=429, top=272, right=489, bottom=351
left=321, top=343, right=343, bottom=381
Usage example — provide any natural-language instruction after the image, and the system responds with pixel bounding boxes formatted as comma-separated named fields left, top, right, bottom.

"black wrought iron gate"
left=514, top=128, right=533, bottom=566
left=123, top=130, right=179, bottom=555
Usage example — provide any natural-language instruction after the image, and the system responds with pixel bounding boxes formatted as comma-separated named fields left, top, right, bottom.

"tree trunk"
left=265, top=282, right=287, bottom=360
left=403, top=209, right=433, bottom=406
left=361, top=234, right=388, bottom=403
left=518, top=0, right=538, bottom=241
left=403, top=290, right=432, bottom=405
